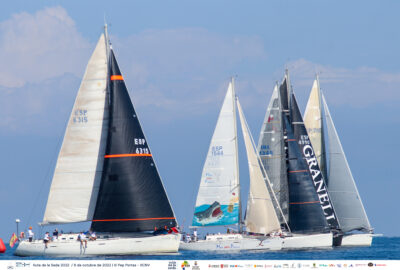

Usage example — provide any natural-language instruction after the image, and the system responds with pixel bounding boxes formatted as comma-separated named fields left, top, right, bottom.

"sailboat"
left=304, top=76, right=374, bottom=247
left=257, top=72, right=341, bottom=249
left=14, top=26, right=180, bottom=256
left=180, top=78, right=283, bottom=251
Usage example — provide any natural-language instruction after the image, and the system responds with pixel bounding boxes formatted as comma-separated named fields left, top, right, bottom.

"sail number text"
left=73, top=109, right=88, bottom=124
left=134, top=138, right=149, bottom=154
left=259, top=145, right=273, bottom=156
left=211, top=146, right=223, bottom=156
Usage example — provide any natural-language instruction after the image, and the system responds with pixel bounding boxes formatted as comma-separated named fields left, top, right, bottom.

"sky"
left=0, top=1, right=399, bottom=240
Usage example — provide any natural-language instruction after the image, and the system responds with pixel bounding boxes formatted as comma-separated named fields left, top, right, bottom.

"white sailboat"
left=180, top=78, right=283, bottom=251
left=304, top=76, right=375, bottom=247
left=15, top=26, right=180, bottom=257
left=256, top=73, right=334, bottom=249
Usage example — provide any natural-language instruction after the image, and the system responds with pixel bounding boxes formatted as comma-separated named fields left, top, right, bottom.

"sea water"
left=0, top=237, right=398, bottom=260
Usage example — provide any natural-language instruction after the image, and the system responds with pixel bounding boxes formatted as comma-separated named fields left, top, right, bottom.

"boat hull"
left=341, top=233, right=373, bottom=247
left=179, top=234, right=282, bottom=251
left=282, top=233, right=333, bottom=250
left=14, top=233, right=180, bottom=257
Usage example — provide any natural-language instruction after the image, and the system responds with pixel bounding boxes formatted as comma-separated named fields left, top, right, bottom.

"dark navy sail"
left=289, top=93, right=340, bottom=231
left=284, top=113, right=329, bottom=233
left=279, top=78, right=289, bottom=113
left=91, top=50, right=177, bottom=232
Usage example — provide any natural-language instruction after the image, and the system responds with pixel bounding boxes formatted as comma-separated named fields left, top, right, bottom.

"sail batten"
left=43, top=34, right=109, bottom=224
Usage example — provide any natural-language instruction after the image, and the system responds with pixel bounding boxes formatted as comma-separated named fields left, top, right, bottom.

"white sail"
left=256, top=85, right=288, bottom=223
left=304, top=77, right=326, bottom=178
left=192, top=81, right=240, bottom=227
left=322, top=94, right=372, bottom=233
left=43, top=34, right=109, bottom=224
left=237, top=100, right=280, bottom=235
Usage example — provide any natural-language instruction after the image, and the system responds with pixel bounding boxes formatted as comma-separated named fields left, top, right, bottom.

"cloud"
left=1, top=6, right=399, bottom=135
left=110, top=28, right=267, bottom=118
left=287, top=58, right=400, bottom=107
left=0, top=6, right=91, bottom=88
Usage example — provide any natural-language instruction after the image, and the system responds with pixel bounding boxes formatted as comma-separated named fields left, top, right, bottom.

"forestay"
left=192, top=82, right=240, bottom=227
left=237, top=100, right=280, bottom=235
left=43, top=34, right=108, bottom=224
left=322, top=94, right=372, bottom=233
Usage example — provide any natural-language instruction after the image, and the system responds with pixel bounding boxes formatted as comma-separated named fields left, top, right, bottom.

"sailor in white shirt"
left=28, top=227, right=34, bottom=242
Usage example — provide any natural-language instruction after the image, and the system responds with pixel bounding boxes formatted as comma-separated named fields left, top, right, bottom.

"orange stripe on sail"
left=289, top=201, right=319, bottom=205
left=287, top=139, right=297, bottom=141
left=104, top=153, right=152, bottom=158
left=111, top=75, right=124, bottom=81
left=92, top=217, right=175, bottom=222
left=288, top=170, right=308, bottom=173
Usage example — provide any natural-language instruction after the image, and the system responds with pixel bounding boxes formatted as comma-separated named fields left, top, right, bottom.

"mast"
left=104, top=22, right=111, bottom=61
left=285, top=69, right=292, bottom=109
left=231, top=77, right=242, bottom=233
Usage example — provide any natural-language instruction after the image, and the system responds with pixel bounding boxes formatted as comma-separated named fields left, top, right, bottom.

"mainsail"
left=91, top=50, right=177, bottom=232
left=43, top=34, right=109, bottom=224
left=192, top=80, right=240, bottom=227
left=322, top=94, right=372, bottom=233
left=304, top=77, right=327, bottom=181
left=257, top=85, right=288, bottom=224
left=237, top=100, right=280, bottom=235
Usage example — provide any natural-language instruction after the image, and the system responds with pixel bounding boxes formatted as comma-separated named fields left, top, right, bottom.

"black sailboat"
left=15, top=27, right=180, bottom=257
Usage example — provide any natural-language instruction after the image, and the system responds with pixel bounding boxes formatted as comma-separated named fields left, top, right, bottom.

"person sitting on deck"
left=52, top=228, right=59, bottom=240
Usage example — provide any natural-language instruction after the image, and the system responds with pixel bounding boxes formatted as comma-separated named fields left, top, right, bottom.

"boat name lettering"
left=303, top=144, right=337, bottom=222
left=212, top=146, right=223, bottom=156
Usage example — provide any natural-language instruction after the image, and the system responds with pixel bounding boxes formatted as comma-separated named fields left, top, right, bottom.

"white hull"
left=179, top=234, right=282, bottom=251
left=282, top=233, right=333, bottom=250
left=14, top=233, right=180, bottom=257
left=341, top=233, right=373, bottom=247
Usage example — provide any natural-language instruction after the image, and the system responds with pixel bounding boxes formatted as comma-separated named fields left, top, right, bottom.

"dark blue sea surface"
left=0, top=237, right=398, bottom=260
